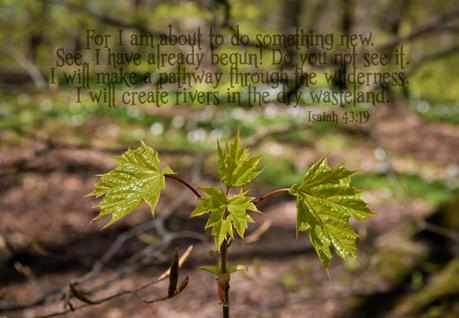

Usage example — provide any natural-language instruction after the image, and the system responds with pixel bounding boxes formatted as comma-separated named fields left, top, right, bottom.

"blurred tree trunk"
left=281, top=0, right=305, bottom=100
left=332, top=0, right=354, bottom=91
left=132, top=0, right=144, bottom=7
left=381, top=0, right=410, bottom=101
left=28, top=1, right=48, bottom=62
left=281, top=0, right=304, bottom=58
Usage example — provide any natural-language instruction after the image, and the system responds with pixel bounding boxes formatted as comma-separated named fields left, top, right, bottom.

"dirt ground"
left=0, top=106, right=457, bottom=318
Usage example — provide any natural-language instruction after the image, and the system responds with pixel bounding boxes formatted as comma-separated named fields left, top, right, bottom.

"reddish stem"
left=165, top=174, right=289, bottom=206
left=165, top=174, right=202, bottom=198
left=253, top=188, right=290, bottom=205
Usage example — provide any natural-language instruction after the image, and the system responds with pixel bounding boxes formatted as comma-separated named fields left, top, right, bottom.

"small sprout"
left=89, top=134, right=373, bottom=318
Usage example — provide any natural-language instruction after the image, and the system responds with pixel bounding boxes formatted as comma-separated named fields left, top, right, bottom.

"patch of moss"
left=352, top=173, right=453, bottom=204
left=394, top=257, right=459, bottom=317
left=428, top=192, right=459, bottom=231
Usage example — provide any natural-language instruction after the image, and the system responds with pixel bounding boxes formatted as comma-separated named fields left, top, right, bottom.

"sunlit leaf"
left=228, top=264, right=248, bottom=274
left=217, top=131, right=262, bottom=187
left=200, top=265, right=221, bottom=275
left=89, top=141, right=174, bottom=228
left=289, top=156, right=374, bottom=270
left=191, top=188, right=259, bottom=249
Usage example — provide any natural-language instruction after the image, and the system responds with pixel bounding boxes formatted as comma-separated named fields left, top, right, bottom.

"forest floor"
left=1, top=102, right=458, bottom=318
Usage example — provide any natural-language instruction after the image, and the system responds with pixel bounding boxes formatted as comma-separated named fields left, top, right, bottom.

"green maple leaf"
left=217, top=131, right=262, bottom=187
left=289, top=156, right=373, bottom=270
left=88, top=141, right=174, bottom=228
left=191, top=188, right=259, bottom=249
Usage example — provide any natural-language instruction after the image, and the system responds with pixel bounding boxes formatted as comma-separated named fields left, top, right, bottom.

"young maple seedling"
left=89, top=132, right=373, bottom=318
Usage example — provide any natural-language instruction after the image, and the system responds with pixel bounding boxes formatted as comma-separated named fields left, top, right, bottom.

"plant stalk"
left=166, top=176, right=290, bottom=318
left=220, top=239, right=230, bottom=318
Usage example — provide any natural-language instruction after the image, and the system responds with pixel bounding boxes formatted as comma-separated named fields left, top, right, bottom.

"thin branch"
left=0, top=46, right=46, bottom=89
left=407, top=44, right=459, bottom=76
left=418, top=221, right=459, bottom=243
left=41, top=0, right=164, bottom=36
left=158, top=245, right=193, bottom=281
left=376, top=7, right=459, bottom=51
left=245, top=123, right=311, bottom=148
left=35, top=278, right=189, bottom=318
left=165, top=174, right=202, bottom=198
left=253, top=188, right=290, bottom=205
left=245, top=219, right=272, bottom=243
left=32, top=246, right=193, bottom=318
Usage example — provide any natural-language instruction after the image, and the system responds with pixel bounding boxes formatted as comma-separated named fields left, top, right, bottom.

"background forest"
left=1, top=0, right=459, bottom=317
